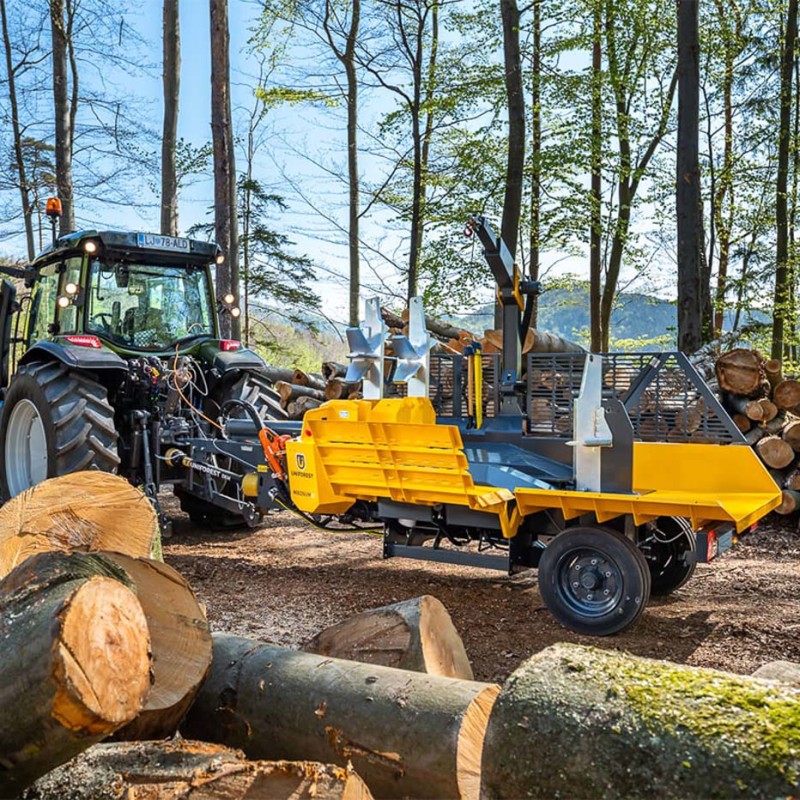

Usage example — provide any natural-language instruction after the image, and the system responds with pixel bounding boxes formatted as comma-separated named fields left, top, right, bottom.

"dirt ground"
left=163, top=498, right=800, bottom=683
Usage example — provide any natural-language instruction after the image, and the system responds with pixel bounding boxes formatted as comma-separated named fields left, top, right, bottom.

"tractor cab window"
left=86, top=260, right=214, bottom=350
left=27, top=263, right=59, bottom=344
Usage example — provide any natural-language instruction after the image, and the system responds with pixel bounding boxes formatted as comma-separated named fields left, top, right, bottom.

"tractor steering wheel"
left=90, top=312, right=114, bottom=332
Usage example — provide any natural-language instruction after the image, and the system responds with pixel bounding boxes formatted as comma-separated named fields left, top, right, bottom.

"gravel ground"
left=163, top=499, right=800, bottom=684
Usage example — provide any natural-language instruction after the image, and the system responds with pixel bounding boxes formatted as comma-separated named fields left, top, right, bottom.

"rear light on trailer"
left=220, top=339, right=241, bottom=352
left=64, top=335, right=102, bottom=349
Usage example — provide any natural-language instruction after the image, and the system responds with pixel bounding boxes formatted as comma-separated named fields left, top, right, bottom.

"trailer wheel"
left=643, top=517, right=697, bottom=596
left=0, top=361, right=120, bottom=499
left=538, top=526, right=651, bottom=636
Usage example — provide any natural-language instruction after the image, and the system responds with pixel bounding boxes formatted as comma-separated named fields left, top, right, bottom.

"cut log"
left=382, top=307, right=466, bottom=341
left=103, top=554, right=211, bottom=741
left=322, top=361, right=348, bottom=381
left=752, top=660, right=800, bottom=684
left=755, top=435, right=795, bottom=469
left=0, top=552, right=151, bottom=797
left=182, top=633, right=500, bottom=800
left=480, top=643, right=800, bottom=800
left=744, top=426, right=766, bottom=446
left=260, top=365, right=297, bottom=384
left=784, top=467, right=800, bottom=491
left=773, top=379, right=800, bottom=410
left=782, top=419, right=800, bottom=452
left=757, top=398, right=779, bottom=422
left=0, top=472, right=159, bottom=580
left=325, top=378, right=363, bottom=401
left=775, top=489, right=800, bottom=515
left=765, top=358, right=783, bottom=390
left=23, top=740, right=373, bottom=800
left=762, top=411, right=788, bottom=435
left=286, top=395, right=323, bottom=419
left=292, top=369, right=327, bottom=392
left=274, top=381, right=326, bottom=408
left=714, top=348, right=764, bottom=396
left=731, top=413, right=751, bottom=432
left=304, top=596, right=473, bottom=680
left=483, top=329, right=584, bottom=354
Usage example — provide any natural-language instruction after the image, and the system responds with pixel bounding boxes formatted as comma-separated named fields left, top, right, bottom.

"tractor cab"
left=21, top=231, right=235, bottom=358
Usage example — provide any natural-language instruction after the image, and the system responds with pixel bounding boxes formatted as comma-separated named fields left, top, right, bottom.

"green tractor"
left=0, top=223, right=289, bottom=532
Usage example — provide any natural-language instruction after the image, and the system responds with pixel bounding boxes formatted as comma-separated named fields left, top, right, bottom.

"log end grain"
left=715, top=348, right=764, bottom=396
left=53, top=577, right=151, bottom=735
left=456, top=683, right=500, bottom=800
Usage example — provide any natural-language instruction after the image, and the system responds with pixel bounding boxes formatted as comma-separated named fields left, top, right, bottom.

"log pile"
left=715, top=348, right=800, bottom=515
left=8, top=473, right=800, bottom=799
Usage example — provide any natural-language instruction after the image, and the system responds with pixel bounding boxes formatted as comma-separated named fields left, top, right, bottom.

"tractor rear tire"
left=0, top=361, right=120, bottom=499
left=205, top=370, right=286, bottom=423
left=537, top=526, right=651, bottom=636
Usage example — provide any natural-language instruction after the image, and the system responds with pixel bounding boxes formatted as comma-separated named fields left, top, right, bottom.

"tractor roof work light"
left=83, top=240, right=98, bottom=254
left=216, top=253, right=225, bottom=265
left=223, top=293, right=235, bottom=305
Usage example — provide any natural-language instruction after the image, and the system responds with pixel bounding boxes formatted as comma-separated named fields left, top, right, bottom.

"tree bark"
left=103, top=554, right=211, bottom=741
left=322, top=361, right=348, bottom=381
left=24, top=740, right=373, bottom=800
left=292, top=369, right=326, bottom=391
left=50, top=0, right=74, bottom=234
left=773, top=0, right=799, bottom=359
left=676, top=0, right=704, bottom=353
left=182, top=633, right=500, bottom=800
left=590, top=0, right=602, bottom=351
left=528, top=0, right=541, bottom=328
left=483, top=328, right=584, bottom=354
left=0, top=0, right=34, bottom=260
left=210, top=0, right=239, bottom=338
left=0, top=471, right=159, bottom=580
left=161, top=0, right=180, bottom=236
left=500, top=0, right=525, bottom=265
left=274, top=381, right=325, bottom=408
left=286, top=395, right=323, bottom=419
left=481, top=643, right=800, bottom=799
left=0, top=552, right=151, bottom=797
left=324, top=378, right=362, bottom=400
left=304, top=595, right=473, bottom=680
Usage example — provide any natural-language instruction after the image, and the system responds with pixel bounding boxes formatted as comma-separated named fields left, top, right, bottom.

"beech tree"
left=161, top=0, right=180, bottom=237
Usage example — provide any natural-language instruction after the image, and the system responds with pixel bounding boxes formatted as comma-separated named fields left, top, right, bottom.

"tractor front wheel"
left=537, top=526, right=651, bottom=636
left=0, top=361, right=120, bottom=498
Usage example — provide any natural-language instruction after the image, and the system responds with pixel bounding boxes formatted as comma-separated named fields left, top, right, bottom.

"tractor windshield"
left=86, top=260, right=215, bottom=350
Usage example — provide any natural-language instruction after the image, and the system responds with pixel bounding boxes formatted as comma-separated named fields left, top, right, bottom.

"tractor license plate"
left=696, top=527, right=735, bottom=563
left=137, top=233, right=191, bottom=252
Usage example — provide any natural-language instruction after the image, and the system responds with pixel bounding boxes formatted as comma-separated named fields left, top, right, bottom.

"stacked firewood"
left=2, top=473, right=799, bottom=799
left=715, top=348, right=800, bottom=515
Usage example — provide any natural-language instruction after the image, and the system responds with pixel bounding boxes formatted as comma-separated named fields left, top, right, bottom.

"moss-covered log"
left=182, top=634, right=499, bottom=799
left=22, top=740, right=372, bottom=800
left=481, top=643, right=800, bottom=799
left=0, top=472, right=159, bottom=579
left=103, top=554, right=211, bottom=740
left=304, top=595, right=473, bottom=679
left=0, top=552, right=151, bottom=798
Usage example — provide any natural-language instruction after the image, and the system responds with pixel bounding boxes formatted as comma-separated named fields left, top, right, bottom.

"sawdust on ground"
left=162, top=497, right=800, bottom=683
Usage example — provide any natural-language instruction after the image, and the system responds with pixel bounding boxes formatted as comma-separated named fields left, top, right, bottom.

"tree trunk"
left=304, top=596, right=473, bottom=680
left=500, top=0, right=525, bottom=263
left=483, top=328, right=584, bottom=354
left=182, top=633, right=500, bottom=800
left=0, top=471, right=159, bottom=580
left=590, top=0, right=603, bottom=351
left=210, top=0, right=239, bottom=338
left=773, top=0, right=799, bottom=359
left=161, top=0, right=180, bottom=236
left=103, top=554, right=211, bottom=741
left=752, top=660, right=800, bottom=683
left=24, top=740, right=373, bottom=800
left=528, top=0, right=541, bottom=329
left=0, top=552, right=151, bottom=797
left=481, top=643, right=800, bottom=799
left=0, top=0, right=34, bottom=260
left=50, top=0, right=74, bottom=234
left=676, top=0, right=703, bottom=353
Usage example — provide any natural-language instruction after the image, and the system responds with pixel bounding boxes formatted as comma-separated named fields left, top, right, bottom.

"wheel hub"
left=561, top=551, right=622, bottom=615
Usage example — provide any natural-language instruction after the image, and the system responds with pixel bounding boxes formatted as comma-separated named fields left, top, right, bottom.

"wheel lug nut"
left=604, top=589, right=610, bottom=595
left=573, top=582, right=580, bottom=588
left=590, top=559, right=597, bottom=565
left=605, top=571, right=612, bottom=578
left=587, top=593, right=593, bottom=600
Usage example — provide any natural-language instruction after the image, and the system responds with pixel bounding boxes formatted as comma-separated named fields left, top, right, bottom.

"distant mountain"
left=445, top=286, right=769, bottom=350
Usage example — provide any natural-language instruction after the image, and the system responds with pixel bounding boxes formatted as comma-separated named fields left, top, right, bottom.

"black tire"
left=642, top=517, right=697, bottom=595
left=0, top=361, right=120, bottom=499
left=538, top=526, right=651, bottom=636
left=205, top=371, right=286, bottom=423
